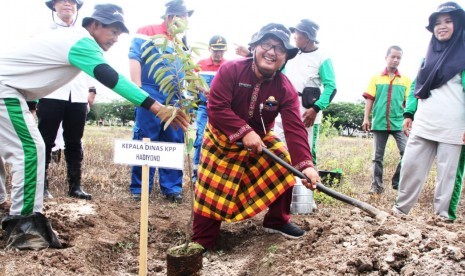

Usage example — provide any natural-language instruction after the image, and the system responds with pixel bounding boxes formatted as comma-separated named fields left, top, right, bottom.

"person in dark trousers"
left=362, top=46, right=411, bottom=194
left=38, top=0, right=96, bottom=200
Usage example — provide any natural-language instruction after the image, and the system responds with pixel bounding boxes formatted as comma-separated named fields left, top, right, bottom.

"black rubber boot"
left=67, top=162, right=91, bottom=200
left=44, top=164, right=53, bottom=199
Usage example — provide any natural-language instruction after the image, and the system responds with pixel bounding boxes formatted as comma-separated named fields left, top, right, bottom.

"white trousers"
left=274, top=113, right=319, bottom=211
left=274, top=112, right=320, bottom=165
left=0, top=87, right=44, bottom=215
left=393, top=134, right=465, bottom=219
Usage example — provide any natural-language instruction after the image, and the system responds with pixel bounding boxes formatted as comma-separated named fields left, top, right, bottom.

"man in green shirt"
left=362, top=45, right=411, bottom=194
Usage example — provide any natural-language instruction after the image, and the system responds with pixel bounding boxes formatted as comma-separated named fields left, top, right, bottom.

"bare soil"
left=1, top=130, right=465, bottom=275
left=2, top=193, right=465, bottom=275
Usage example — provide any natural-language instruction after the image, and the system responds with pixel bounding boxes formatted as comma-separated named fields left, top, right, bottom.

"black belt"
left=198, top=101, right=207, bottom=106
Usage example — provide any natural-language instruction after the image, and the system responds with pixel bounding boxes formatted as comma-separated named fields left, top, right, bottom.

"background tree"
left=324, top=101, right=366, bottom=136
left=88, top=100, right=135, bottom=126
left=111, top=100, right=135, bottom=126
left=87, top=102, right=107, bottom=123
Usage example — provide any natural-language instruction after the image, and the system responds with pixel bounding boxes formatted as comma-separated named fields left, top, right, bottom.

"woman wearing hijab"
left=392, top=2, right=465, bottom=222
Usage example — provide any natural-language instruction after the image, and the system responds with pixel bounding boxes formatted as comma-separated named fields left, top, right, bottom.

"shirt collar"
left=50, top=15, right=76, bottom=29
left=207, top=57, right=226, bottom=66
left=381, top=68, right=401, bottom=77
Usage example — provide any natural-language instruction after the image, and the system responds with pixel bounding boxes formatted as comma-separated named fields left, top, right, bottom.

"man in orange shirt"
left=192, top=35, right=228, bottom=182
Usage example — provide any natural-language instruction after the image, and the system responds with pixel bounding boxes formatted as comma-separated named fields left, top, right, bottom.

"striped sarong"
left=194, top=123, right=296, bottom=222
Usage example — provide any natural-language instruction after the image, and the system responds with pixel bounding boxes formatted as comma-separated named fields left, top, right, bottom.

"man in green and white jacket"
left=273, top=19, right=337, bottom=213
left=0, top=4, right=189, bottom=223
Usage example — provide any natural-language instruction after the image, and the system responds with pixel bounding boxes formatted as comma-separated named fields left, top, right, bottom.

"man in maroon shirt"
left=192, top=23, right=320, bottom=251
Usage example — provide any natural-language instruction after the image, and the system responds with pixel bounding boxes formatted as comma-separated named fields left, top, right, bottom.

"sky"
left=0, top=0, right=449, bottom=103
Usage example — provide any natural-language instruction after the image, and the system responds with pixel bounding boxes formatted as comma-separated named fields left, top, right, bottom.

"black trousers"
left=37, top=98, right=87, bottom=166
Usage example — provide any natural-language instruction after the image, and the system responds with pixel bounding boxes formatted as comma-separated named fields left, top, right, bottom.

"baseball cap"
left=426, top=2, right=465, bottom=32
left=82, top=4, right=129, bottom=33
left=249, top=23, right=299, bottom=60
left=289, top=19, right=319, bottom=43
left=209, top=35, right=227, bottom=51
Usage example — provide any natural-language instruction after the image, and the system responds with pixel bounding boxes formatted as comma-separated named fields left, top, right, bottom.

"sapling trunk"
left=183, top=130, right=196, bottom=250
left=145, top=16, right=208, bottom=253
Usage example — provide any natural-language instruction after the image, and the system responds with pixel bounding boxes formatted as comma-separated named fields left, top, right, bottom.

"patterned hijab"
left=414, top=10, right=465, bottom=99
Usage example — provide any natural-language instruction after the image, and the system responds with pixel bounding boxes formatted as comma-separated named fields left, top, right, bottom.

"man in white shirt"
left=38, top=0, right=95, bottom=200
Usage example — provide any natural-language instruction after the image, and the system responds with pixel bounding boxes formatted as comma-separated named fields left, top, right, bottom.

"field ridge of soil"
left=1, top=131, right=465, bottom=275
left=2, top=194, right=465, bottom=275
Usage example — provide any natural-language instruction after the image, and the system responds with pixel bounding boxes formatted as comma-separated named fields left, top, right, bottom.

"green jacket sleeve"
left=314, top=58, right=337, bottom=112
left=68, top=37, right=154, bottom=109
left=403, top=79, right=418, bottom=119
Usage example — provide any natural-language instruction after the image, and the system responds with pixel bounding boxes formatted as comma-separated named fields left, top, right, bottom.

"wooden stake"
left=139, top=137, right=150, bottom=276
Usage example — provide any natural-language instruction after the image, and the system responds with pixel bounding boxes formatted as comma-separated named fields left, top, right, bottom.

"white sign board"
left=114, top=139, right=185, bottom=170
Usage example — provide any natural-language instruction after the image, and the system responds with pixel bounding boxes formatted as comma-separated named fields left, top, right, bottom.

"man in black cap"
left=191, top=23, right=320, bottom=251
left=0, top=3, right=189, bottom=249
left=192, top=35, right=228, bottom=183
left=275, top=19, right=337, bottom=166
left=273, top=19, right=337, bottom=212
left=128, top=0, right=194, bottom=203
left=39, top=0, right=96, bottom=200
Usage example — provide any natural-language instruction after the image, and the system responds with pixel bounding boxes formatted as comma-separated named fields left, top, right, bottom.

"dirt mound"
left=2, top=194, right=464, bottom=276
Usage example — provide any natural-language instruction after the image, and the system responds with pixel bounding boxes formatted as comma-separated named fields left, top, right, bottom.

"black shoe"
left=166, top=193, right=182, bottom=203
left=69, top=189, right=92, bottom=200
left=263, top=222, right=305, bottom=239
left=132, top=194, right=141, bottom=201
left=66, top=162, right=91, bottom=200
left=368, top=186, right=384, bottom=194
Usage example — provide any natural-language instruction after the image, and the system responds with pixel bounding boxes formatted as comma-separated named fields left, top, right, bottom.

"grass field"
left=3, top=125, right=463, bottom=276
left=49, top=125, right=443, bottom=218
